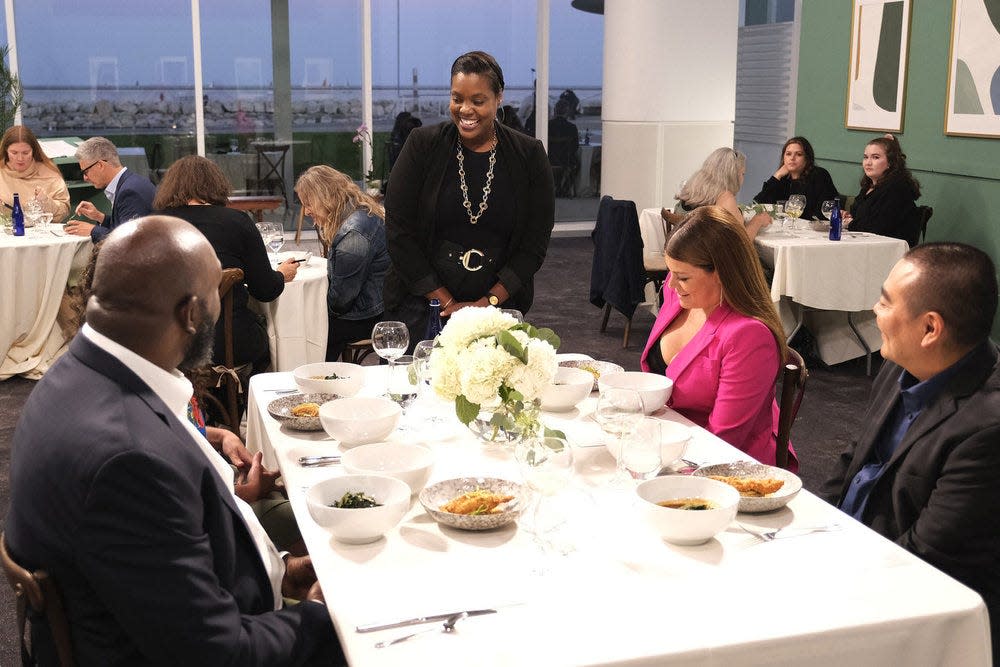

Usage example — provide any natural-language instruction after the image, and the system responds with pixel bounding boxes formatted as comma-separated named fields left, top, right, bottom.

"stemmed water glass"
left=259, top=222, right=284, bottom=264
left=386, top=354, right=419, bottom=428
left=821, top=200, right=837, bottom=221
left=621, top=418, right=665, bottom=480
left=38, top=211, right=54, bottom=234
left=514, top=435, right=575, bottom=554
left=773, top=200, right=788, bottom=230
left=371, top=321, right=409, bottom=396
left=594, top=387, right=645, bottom=485
left=412, top=339, right=445, bottom=424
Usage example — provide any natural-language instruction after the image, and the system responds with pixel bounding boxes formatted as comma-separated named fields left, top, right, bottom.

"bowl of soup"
left=294, top=361, right=364, bottom=397
left=635, top=475, right=739, bottom=545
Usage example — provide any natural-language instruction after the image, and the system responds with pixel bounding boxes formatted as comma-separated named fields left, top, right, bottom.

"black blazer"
left=821, top=344, right=1000, bottom=661
left=848, top=176, right=919, bottom=245
left=383, top=120, right=555, bottom=314
left=752, top=166, right=840, bottom=221
left=90, top=168, right=157, bottom=242
left=5, top=335, right=334, bottom=666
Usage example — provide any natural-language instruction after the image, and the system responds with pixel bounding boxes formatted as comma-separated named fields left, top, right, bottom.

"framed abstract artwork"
left=945, top=0, right=1000, bottom=137
left=845, top=0, right=913, bottom=132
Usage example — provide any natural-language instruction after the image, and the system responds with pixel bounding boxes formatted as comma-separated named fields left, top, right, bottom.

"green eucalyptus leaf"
left=497, top=329, right=527, bottom=363
left=455, top=394, right=480, bottom=425
left=543, top=427, right=567, bottom=442
left=534, top=327, right=561, bottom=350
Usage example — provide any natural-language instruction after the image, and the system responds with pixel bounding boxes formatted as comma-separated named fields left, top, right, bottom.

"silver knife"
left=297, top=454, right=342, bottom=467
left=356, top=608, right=496, bottom=633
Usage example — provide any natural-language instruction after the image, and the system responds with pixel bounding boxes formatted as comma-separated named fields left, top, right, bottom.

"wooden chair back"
left=197, top=268, right=249, bottom=434
left=918, top=205, right=934, bottom=244
left=660, top=207, right=686, bottom=244
left=343, top=339, right=376, bottom=365
left=1, top=533, right=75, bottom=666
left=775, top=347, right=808, bottom=470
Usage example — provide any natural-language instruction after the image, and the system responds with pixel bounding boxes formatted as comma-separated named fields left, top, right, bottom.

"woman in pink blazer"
left=640, top=206, right=797, bottom=470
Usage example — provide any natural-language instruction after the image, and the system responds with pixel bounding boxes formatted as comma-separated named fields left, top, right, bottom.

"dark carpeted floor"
left=0, top=235, right=878, bottom=660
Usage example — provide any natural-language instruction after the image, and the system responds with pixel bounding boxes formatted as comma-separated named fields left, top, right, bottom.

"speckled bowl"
left=693, top=461, right=802, bottom=513
left=266, top=393, right=339, bottom=431
left=419, top=477, right=524, bottom=531
left=558, top=359, right=625, bottom=392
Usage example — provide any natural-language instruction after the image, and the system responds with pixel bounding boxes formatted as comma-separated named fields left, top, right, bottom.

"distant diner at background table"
left=0, top=125, right=70, bottom=221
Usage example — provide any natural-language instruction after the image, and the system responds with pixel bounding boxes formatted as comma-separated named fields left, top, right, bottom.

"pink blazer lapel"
left=665, top=302, right=735, bottom=380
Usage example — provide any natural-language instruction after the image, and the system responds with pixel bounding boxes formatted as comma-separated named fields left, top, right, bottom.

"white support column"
left=191, top=0, right=206, bottom=157
left=601, top=0, right=739, bottom=211
left=361, top=0, right=374, bottom=183
left=4, top=0, right=20, bottom=126
left=534, top=0, right=550, bottom=150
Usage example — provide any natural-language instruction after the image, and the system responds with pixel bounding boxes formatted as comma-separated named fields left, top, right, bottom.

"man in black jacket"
left=822, top=242, right=1000, bottom=662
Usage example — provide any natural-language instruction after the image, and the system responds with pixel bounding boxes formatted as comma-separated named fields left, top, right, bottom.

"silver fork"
left=738, top=522, right=842, bottom=542
left=375, top=612, right=467, bottom=648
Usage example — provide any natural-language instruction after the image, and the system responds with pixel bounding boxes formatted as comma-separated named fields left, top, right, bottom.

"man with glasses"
left=66, top=136, right=156, bottom=241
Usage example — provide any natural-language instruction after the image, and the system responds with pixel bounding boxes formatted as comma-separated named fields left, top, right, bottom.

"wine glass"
left=386, top=355, right=419, bottom=428
left=38, top=211, right=54, bottom=234
left=372, top=321, right=409, bottom=395
left=594, top=387, right=644, bottom=485
left=621, top=418, right=664, bottom=480
left=515, top=435, right=575, bottom=553
left=412, top=339, right=445, bottom=424
left=265, top=223, right=285, bottom=263
left=23, top=199, right=42, bottom=232
left=785, top=194, right=806, bottom=225
left=821, top=200, right=837, bottom=220
left=773, top=200, right=788, bottom=230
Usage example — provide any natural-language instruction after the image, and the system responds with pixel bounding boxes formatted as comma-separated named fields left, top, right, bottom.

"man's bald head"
left=87, top=215, right=221, bottom=369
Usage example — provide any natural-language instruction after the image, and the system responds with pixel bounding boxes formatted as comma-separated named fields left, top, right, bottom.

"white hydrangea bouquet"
left=430, top=306, right=563, bottom=443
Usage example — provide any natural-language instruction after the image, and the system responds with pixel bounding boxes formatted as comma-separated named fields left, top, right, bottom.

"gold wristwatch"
left=487, top=293, right=500, bottom=306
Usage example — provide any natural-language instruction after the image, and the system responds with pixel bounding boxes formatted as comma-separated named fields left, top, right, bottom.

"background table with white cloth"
left=250, top=252, right=328, bottom=372
left=245, top=368, right=992, bottom=667
left=638, top=207, right=670, bottom=314
left=755, top=228, right=908, bottom=367
left=0, top=228, right=91, bottom=380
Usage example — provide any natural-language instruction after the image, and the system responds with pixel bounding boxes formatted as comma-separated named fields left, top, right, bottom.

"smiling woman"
left=383, top=50, right=555, bottom=347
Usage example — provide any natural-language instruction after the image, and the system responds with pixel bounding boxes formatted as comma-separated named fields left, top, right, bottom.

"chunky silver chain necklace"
left=456, top=130, right=497, bottom=225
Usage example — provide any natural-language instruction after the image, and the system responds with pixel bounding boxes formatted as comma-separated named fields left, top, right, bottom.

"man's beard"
left=178, top=305, right=217, bottom=371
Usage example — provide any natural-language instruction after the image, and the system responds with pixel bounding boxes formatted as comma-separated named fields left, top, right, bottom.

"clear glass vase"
left=467, top=400, right=541, bottom=449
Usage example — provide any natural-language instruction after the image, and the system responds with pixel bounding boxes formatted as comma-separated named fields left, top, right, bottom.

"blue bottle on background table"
left=11, top=193, right=24, bottom=237
left=423, top=299, right=443, bottom=340
left=829, top=200, right=842, bottom=241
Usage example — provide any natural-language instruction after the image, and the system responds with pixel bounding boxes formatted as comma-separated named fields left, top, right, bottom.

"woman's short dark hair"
left=450, top=51, right=505, bottom=95
left=779, top=136, right=816, bottom=176
left=152, top=155, right=232, bottom=209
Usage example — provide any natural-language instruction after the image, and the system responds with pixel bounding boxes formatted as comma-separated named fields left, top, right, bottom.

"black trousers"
left=327, top=313, right=381, bottom=362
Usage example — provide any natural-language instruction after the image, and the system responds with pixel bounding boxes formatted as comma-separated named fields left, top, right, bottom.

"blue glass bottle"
left=829, top=200, right=842, bottom=241
left=423, top=299, right=443, bottom=340
left=11, top=193, right=24, bottom=237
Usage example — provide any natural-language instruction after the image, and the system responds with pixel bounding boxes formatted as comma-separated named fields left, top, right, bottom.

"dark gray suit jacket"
left=822, top=343, right=1000, bottom=660
left=90, top=168, right=157, bottom=242
left=5, top=334, right=335, bottom=666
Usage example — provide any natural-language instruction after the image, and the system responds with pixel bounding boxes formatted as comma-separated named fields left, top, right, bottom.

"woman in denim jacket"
left=295, top=166, right=390, bottom=361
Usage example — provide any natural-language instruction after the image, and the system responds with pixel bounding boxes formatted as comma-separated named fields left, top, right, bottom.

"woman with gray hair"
left=675, top=146, right=771, bottom=239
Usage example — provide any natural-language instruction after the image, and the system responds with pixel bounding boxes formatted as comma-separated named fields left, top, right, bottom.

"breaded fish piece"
left=709, top=475, right=784, bottom=497
left=440, top=489, right=514, bottom=515
left=291, top=402, right=320, bottom=417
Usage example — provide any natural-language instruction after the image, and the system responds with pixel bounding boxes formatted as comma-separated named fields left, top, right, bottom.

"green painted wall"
left=796, top=0, right=1000, bottom=331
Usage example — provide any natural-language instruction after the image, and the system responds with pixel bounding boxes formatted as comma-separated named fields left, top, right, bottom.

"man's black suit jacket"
left=5, top=334, right=334, bottom=666
left=822, top=343, right=1000, bottom=660
left=90, top=168, right=157, bottom=243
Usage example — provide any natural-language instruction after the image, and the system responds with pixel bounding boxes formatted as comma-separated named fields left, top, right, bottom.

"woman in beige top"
left=0, top=125, right=71, bottom=222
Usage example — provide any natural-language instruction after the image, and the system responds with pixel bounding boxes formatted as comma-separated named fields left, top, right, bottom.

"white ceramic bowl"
left=603, top=419, right=691, bottom=465
left=635, top=475, right=740, bottom=545
left=341, top=442, right=436, bottom=495
left=599, top=371, right=673, bottom=415
left=540, top=366, right=594, bottom=412
left=293, top=362, right=364, bottom=397
left=320, top=397, right=401, bottom=447
left=305, top=474, right=411, bottom=544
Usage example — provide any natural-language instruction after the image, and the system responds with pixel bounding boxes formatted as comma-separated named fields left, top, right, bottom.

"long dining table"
left=0, top=227, right=91, bottom=380
left=245, top=365, right=992, bottom=667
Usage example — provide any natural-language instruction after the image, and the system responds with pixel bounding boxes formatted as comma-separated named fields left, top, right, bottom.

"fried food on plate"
left=290, top=402, right=320, bottom=418
left=709, top=475, right=784, bottom=497
left=440, top=488, right=514, bottom=515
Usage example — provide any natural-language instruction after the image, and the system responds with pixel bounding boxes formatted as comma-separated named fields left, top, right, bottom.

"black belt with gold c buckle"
left=460, top=248, right=486, bottom=271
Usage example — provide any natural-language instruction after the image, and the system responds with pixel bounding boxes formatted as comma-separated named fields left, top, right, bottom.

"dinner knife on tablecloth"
left=356, top=608, right=497, bottom=633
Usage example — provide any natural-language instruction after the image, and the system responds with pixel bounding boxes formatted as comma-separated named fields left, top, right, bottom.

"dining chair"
left=591, top=196, right=645, bottom=348
left=248, top=142, right=290, bottom=208
left=197, top=268, right=251, bottom=434
left=1, top=532, right=75, bottom=667
left=343, top=339, right=376, bottom=365
left=775, top=347, right=808, bottom=470
left=917, top=205, right=934, bottom=244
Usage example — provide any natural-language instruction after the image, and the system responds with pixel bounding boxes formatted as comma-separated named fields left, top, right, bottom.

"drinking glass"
left=386, top=355, right=419, bottom=427
left=372, top=321, right=409, bottom=395
left=621, top=418, right=664, bottom=480
left=515, top=435, right=575, bottom=552
left=594, top=388, right=644, bottom=485
left=265, top=223, right=285, bottom=261
left=821, top=200, right=837, bottom=220
left=501, top=308, right=524, bottom=323
left=412, top=339, right=445, bottom=424
left=37, top=211, right=54, bottom=233
left=785, top=194, right=806, bottom=223
left=774, top=200, right=788, bottom=230
left=23, top=199, right=42, bottom=231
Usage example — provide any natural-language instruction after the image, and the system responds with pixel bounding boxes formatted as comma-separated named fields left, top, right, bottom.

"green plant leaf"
left=543, top=426, right=567, bottom=442
left=455, top=394, right=480, bottom=425
left=534, top=327, right=561, bottom=350
left=497, top=329, right=527, bottom=363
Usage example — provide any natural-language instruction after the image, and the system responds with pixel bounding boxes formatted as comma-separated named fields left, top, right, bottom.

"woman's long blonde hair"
left=676, top=147, right=745, bottom=208
left=294, top=165, right=384, bottom=243
left=666, top=206, right=788, bottom=364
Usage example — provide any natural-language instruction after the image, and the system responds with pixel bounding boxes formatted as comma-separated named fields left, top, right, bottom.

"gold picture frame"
left=944, top=0, right=1000, bottom=137
left=845, top=0, right=913, bottom=132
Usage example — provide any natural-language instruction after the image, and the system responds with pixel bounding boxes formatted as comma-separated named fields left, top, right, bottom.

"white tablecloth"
left=755, top=228, right=909, bottom=366
left=251, top=253, right=328, bottom=372
left=0, top=228, right=91, bottom=380
left=245, top=370, right=992, bottom=667
left=638, top=207, right=670, bottom=314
